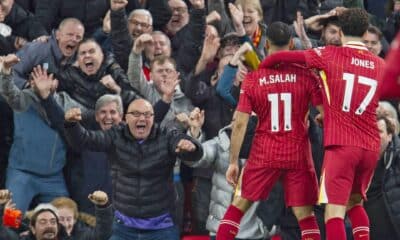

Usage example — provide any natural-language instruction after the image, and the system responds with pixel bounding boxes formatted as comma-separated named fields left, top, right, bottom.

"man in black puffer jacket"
left=64, top=98, right=203, bottom=240
left=365, top=114, right=400, bottom=240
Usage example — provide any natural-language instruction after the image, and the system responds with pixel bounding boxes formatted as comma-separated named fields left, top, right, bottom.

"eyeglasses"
left=170, top=7, right=188, bottom=14
left=126, top=111, right=154, bottom=118
left=130, top=20, right=151, bottom=29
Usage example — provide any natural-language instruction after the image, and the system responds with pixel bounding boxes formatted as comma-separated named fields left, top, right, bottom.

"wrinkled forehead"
left=78, top=41, right=102, bottom=54
left=128, top=100, right=153, bottom=113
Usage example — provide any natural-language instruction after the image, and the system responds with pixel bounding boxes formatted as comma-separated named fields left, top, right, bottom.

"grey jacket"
left=127, top=52, right=194, bottom=128
left=186, top=125, right=267, bottom=239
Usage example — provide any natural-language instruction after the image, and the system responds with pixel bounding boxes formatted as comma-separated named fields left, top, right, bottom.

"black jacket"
left=4, top=2, right=47, bottom=40
left=366, top=135, right=400, bottom=239
left=35, top=0, right=109, bottom=36
left=57, top=55, right=142, bottom=110
left=64, top=122, right=203, bottom=219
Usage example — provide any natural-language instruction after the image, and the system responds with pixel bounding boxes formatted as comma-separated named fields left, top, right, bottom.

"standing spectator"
left=63, top=98, right=203, bottom=240
left=0, top=54, right=78, bottom=213
left=12, top=18, right=84, bottom=89
left=128, top=36, right=193, bottom=128
left=365, top=114, right=400, bottom=240
left=383, top=0, right=400, bottom=42
left=262, top=8, right=386, bottom=240
left=0, top=0, right=47, bottom=54
left=216, top=21, right=323, bottom=240
left=35, top=0, right=109, bottom=37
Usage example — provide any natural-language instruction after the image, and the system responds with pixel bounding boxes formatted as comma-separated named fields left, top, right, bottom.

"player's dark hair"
left=266, top=21, right=292, bottom=47
left=320, top=16, right=340, bottom=28
left=338, top=8, right=370, bottom=37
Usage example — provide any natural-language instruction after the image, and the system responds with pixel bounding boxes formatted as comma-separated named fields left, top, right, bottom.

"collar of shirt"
left=343, top=41, right=368, bottom=51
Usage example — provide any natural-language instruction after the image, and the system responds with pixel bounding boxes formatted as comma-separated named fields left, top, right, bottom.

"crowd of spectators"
left=0, top=0, right=400, bottom=239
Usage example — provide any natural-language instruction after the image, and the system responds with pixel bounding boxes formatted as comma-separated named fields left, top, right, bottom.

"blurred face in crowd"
left=362, top=31, right=382, bottom=56
left=166, top=0, right=189, bottom=35
left=152, top=32, right=172, bottom=58
left=56, top=20, right=84, bottom=58
left=77, top=41, right=104, bottom=76
left=58, top=207, right=76, bottom=236
left=128, top=12, right=152, bottom=39
left=125, top=99, right=154, bottom=140
left=145, top=32, right=172, bottom=60
left=0, top=0, right=13, bottom=21
left=31, top=211, right=59, bottom=240
left=95, top=101, right=123, bottom=130
left=321, top=23, right=342, bottom=46
left=150, top=60, right=177, bottom=93
left=378, top=119, right=392, bottom=155
left=241, top=4, right=261, bottom=37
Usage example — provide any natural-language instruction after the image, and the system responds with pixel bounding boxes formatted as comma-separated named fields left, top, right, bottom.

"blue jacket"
left=0, top=73, right=80, bottom=176
left=13, top=32, right=65, bottom=89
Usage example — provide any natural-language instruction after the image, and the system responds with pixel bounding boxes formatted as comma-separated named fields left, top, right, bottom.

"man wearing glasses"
left=63, top=98, right=203, bottom=240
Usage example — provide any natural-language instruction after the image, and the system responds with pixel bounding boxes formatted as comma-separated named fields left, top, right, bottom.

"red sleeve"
left=259, top=51, right=306, bottom=69
left=236, top=77, right=253, bottom=114
left=303, top=48, right=326, bottom=69
left=380, top=34, right=400, bottom=99
left=309, top=72, right=323, bottom=106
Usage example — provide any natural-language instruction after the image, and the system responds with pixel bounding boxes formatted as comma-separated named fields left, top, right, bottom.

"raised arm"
left=0, top=54, right=33, bottom=112
left=87, top=191, right=113, bottom=240
left=64, top=108, right=115, bottom=152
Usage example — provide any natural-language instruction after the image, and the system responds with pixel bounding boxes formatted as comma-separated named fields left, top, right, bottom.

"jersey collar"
left=343, top=41, right=368, bottom=51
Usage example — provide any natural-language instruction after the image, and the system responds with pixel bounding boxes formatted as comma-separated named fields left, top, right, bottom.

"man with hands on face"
left=63, top=98, right=203, bottom=240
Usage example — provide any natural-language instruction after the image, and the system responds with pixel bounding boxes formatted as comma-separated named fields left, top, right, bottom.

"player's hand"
left=314, top=113, right=323, bottom=128
left=88, top=191, right=109, bottom=206
left=226, top=163, right=239, bottom=186
left=65, top=108, right=82, bottom=122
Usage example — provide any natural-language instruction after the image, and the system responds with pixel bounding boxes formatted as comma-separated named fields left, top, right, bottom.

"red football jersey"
left=237, top=63, right=322, bottom=169
left=303, top=42, right=386, bottom=152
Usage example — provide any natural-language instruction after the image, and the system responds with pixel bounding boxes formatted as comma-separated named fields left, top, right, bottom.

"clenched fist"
left=88, top=191, right=109, bottom=206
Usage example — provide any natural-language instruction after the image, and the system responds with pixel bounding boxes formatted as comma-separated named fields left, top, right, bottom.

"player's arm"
left=227, top=110, right=250, bottom=186
left=259, top=50, right=307, bottom=68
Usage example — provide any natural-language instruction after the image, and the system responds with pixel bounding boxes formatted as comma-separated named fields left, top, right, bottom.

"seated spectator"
left=12, top=17, right=84, bottom=89
left=0, top=189, right=69, bottom=240
left=51, top=191, right=113, bottom=240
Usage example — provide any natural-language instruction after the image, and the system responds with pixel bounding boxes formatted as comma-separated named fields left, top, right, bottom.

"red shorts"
left=319, top=145, right=379, bottom=205
left=239, top=164, right=319, bottom=207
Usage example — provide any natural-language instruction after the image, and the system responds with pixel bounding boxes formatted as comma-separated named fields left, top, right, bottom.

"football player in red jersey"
left=262, top=8, right=386, bottom=240
left=216, top=22, right=323, bottom=240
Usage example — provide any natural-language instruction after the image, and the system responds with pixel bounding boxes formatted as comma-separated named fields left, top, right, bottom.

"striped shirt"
left=303, top=42, right=385, bottom=152
left=237, top=63, right=322, bottom=169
